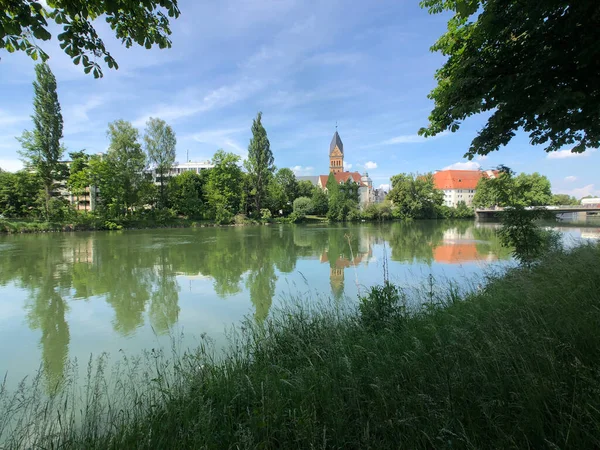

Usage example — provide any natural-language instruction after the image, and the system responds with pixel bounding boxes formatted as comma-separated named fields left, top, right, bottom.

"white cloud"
left=378, top=183, right=390, bottom=191
left=291, top=165, right=314, bottom=176
left=364, top=161, right=377, bottom=170
left=442, top=161, right=481, bottom=171
left=564, top=176, right=577, bottom=183
left=133, top=79, right=266, bottom=127
left=476, top=155, right=488, bottom=161
left=560, top=184, right=600, bottom=199
left=0, top=159, right=24, bottom=172
left=344, top=162, right=353, bottom=170
left=381, top=131, right=449, bottom=146
left=186, top=127, right=247, bottom=159
left=547, top=149, right=597, bottom=159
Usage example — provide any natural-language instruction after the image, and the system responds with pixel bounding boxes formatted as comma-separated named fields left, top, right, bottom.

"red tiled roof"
left=318, top=171, right=367, bottom=188
left=433, top=170, right=498, bottom=190
left=433, top=244, right=482, bottom=264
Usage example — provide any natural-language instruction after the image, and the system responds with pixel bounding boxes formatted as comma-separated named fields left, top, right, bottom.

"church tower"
left=329, top=130, right=344, bottom=174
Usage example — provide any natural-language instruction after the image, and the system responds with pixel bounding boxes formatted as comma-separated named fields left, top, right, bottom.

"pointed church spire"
left=330, top=129, right=344, bottom=155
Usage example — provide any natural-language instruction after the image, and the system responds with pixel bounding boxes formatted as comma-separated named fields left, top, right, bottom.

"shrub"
left=358, top=281, right=406, bottom=330
left=260, top=208, right=272, bottom=222
left=104, top=221, right=123, bottom=231
left=292, top=197, right=313, bottom=217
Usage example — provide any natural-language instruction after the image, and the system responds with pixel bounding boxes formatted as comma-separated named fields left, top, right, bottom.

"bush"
left=260, top=208, right=272, bottom=222
left=104, top=221, right=123, bottom=231
left=358, top=281, right=406, bottom=330
left=361, top=203, right=393, bottom=221
left=292, top=197, right=313, bottom=217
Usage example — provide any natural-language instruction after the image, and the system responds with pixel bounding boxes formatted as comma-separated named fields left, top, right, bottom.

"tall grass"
left=2, top=243, right=600, bottom=449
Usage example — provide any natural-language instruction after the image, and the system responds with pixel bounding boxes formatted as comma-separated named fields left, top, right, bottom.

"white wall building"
left=148, top=160, right=214, bottom=185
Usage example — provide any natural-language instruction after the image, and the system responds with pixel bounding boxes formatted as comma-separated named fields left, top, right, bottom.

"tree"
left=387, top=173, right=443, bottom=219
left=169, top=171, right=204, bottom=218
left=0, top=170, right=41, bottom=218
left=1, top=0, right=181, bottom=78
left=327, top=175, right=360, bottom=221
left=96, top=120, right=147, bottom=217
left=18, top=63, right=63, bottom=220
left=311, top=187, right=328, bottom=216
left=67, top=150, right=91, bottom=212
left=275, top=168, right=298, bottom=204
left=551, top=194, right=579, bottom=206
left=418, top=0, right=600, bottom=158
left=267, top=168, right=298, bottom=215
left=144, top=118, right=176, bottom=208
left=297, top=180, right=315, bottom=198
left=206, top=150, right=243, bottom=224
left=245, top=112, right=274, bottom=215
left=293, top=197, right=312, bottom=217
left=473, top=170, right=552, bottom=208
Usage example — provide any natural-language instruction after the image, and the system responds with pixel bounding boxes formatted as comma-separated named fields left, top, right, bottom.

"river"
left=0, top=220, right=598, bottom=391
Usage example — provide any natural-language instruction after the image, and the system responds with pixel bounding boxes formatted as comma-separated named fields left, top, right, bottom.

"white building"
left=581, top=197, right=600, bottom=206
left=433, top=169, right=499, bottom=207
left=147, top=160, right=214, bottom=185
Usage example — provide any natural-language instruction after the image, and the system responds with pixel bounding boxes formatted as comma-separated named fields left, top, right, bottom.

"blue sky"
left=0, top=0, right=598, bottom=197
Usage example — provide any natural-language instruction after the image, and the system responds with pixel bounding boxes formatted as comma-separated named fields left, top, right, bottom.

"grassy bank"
left=2, top=243, right=600, bottom=449
left=0, top=215, right=331, bottom=234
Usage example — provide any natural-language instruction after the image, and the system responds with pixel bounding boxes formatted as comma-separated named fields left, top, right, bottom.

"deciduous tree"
left=473, top=170, right=552, bottom=208
left=98, top=120, right=148, bottom=216
left=144, top=117, right=176, bottom=208
left=1, top=0, right=181, bottom=78
left=206, top=150, right=243, bottom=224
left=387, top=173, right=443, bottom=219
left=419, top=0, right=600, bottom=158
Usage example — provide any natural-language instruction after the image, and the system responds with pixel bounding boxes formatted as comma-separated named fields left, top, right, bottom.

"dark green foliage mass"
left=419, top=0, right=600, bottom=158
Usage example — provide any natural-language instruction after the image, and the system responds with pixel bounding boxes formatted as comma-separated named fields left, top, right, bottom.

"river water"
left=0, top=220, right=598, bottom=391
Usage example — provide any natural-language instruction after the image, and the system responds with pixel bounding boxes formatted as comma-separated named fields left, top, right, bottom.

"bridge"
left=475, top=204, right=600, bottom=219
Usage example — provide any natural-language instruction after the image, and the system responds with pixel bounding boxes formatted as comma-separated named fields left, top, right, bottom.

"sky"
left=0, top=0, right=598, bottom=197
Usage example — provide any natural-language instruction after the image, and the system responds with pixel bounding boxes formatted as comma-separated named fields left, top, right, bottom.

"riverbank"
left=0, top=215, right=331, bottom=234
left=2, top=242, right=599, bottom=449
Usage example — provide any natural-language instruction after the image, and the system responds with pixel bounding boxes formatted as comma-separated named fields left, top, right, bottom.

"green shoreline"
left=2, top=243, right=599, bottom=449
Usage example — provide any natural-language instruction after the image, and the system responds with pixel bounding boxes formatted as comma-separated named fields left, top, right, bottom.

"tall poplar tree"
left=244, top=112, right=274, bottom=214
left=144, top=117, right=176, bottom=208
left=18, top=62, right=64, bottom=220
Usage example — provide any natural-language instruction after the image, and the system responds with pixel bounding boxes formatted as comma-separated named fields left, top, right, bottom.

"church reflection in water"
left=2, top=220, right=558, bottom=392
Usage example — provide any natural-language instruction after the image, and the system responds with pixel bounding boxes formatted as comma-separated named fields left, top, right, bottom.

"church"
left=315, top=131, right=374, bottom=206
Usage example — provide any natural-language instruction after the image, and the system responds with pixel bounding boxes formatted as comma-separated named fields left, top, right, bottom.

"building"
left=581, top=197, right=600, bottom=206
left=316, top=131, right=374, bottom=207
left=433, top=169, right=498, bottom=207
left=55, top=159, right=98, bottom=212
left=147, top=160, right=214, bottom=185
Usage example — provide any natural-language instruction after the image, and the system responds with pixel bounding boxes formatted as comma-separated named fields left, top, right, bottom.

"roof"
left=329, top=131, right=344, bottom=155
left=318, top=171, right=368, bottom=188
left=297, top=176, right=319, bottom=185
left=433, top=170, right=498, bottom=191
left=434, top=244, right=486, bottom=264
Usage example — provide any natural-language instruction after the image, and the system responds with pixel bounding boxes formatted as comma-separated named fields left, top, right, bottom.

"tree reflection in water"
left=0, top=221, right=511, bottom=391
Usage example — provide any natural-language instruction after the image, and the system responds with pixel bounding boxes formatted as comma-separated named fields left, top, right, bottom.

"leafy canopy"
left=387, top=173, right=443, bottom=219
left=472, top=169, right=552, bottom=208
left=419, top=0, right=600, bottom=158
left=1, top=0, right=181, bottom=78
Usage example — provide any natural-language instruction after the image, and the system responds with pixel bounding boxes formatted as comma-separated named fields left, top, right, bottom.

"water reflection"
left=0, top=220, right=550, bottom=389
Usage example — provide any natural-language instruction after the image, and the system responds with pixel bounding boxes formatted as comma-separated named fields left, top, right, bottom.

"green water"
left=0, top=221, right=597, bottom=390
